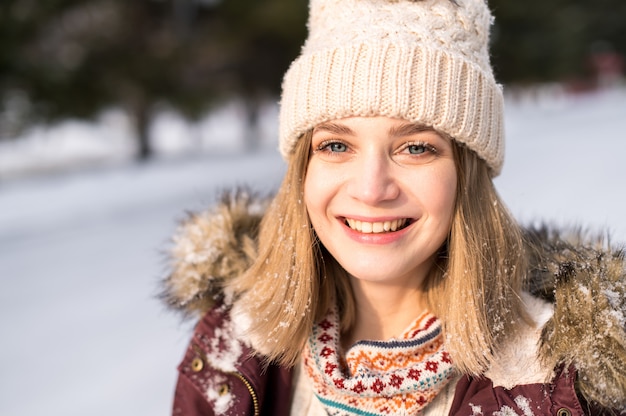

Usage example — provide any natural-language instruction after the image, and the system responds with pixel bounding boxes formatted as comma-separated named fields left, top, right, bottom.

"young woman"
left=162, top=0, right=626, bottom=414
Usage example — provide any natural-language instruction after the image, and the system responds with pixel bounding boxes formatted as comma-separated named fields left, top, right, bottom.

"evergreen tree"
left=0, top=0, right=307, bottom=158
left=490, top=0, right=626, bottom=85
left=2, top=0, right=623, bottom=159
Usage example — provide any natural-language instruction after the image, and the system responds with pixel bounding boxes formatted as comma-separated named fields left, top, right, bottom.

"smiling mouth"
left=344, top=218, right=411, bottom=234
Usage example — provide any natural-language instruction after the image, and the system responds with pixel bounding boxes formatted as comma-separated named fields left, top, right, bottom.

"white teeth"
left=345, top=218, right=408, bottom=233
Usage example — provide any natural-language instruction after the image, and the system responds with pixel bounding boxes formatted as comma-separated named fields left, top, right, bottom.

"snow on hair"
left=229, top=132, right=528, bottom=374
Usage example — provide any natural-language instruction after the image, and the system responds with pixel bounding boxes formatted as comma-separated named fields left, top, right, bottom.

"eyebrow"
left=313, top=122, right=355, bottom=136
left=388, top=123, right=435, bottom=138
left=314, top=121, right=436, bottom=138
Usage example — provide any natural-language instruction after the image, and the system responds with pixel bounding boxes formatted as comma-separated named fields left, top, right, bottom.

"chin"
left=342, top=265, right=417, bottom=285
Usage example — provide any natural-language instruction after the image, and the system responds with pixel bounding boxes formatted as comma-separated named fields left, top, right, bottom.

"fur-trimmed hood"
left=161, top=191, right=626, bottom=410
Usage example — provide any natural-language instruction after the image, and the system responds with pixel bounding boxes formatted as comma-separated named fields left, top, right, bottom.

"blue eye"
left=312, top=139, right=350, bottom=158
left=403, top=142, right=436, bottom=156
left=319, top=142, right=347, bottom=152
left=407, top=144, right=427, bottom=154
left=329, top=142, right=347, bottom=152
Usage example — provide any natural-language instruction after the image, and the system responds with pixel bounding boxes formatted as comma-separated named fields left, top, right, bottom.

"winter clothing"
left=172, top=300, right=292, bottom=416
left=162, top=192, right=626, bottom=416
left=165, top=1, right=625, bottom=413
left=303, top=309, right=454, bottom=415
left=278, top=0, right=505, bottom=175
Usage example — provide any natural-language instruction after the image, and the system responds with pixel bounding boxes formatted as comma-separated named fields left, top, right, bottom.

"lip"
left=339, top=216, right=415, bottom=244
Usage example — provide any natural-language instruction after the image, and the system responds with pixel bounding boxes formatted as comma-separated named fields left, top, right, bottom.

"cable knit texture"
left=279, top=0, right=505, bottom=175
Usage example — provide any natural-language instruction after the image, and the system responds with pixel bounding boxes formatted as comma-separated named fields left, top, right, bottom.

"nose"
left=346, top=152, right=400, bottom=205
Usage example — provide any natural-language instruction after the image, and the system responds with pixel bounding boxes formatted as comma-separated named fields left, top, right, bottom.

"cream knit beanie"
left=278, top=0, right=505, bottom=175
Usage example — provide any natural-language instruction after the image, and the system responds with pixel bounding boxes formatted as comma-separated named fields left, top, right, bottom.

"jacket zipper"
left=192, top=343, right=260, bottom=416
left=228, top=371, right=260, bottom=416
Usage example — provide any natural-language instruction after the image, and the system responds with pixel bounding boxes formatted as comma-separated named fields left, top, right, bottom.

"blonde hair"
left=426, top=142, right=529, bottom=374
left=230, top=131, right=528, bottom=374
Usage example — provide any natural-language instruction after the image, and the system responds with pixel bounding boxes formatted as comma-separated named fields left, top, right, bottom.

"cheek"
left=303, top=165, right=325, bottom=223
left=304, top=162, right=342, bottom=235
left=427, top=165, right=458, bottom=223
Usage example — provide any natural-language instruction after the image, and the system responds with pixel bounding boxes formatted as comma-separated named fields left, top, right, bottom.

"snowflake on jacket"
left=161, top=191, right=626, bottom=416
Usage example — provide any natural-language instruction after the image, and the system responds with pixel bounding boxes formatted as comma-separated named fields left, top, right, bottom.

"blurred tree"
left=0, top=0, right=307, bottom=159
left=202, top=0, right=308, bottom=148
left=490, top=0, right=626, bottom=86
left=3, top=0, right=623, bottom=159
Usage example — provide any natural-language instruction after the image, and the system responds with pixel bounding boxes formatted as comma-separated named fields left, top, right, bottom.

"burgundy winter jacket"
left=164, top=195, right=626, bottom=415
left=173, top=304, right=291, bottom=416
left=172, top=304, right=593, bottom=416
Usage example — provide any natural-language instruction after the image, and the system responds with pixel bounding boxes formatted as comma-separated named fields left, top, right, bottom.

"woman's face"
left=304, top=116, right=457, bottom=286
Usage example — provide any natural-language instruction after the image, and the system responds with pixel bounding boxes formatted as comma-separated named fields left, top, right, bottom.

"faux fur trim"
left=525, top=227, right=626, bottom=410
left=160, top=189, right=269, bottom=317
left=485, top=292, right=555, bottom=388
left=161, top=192, right=626, bottom=410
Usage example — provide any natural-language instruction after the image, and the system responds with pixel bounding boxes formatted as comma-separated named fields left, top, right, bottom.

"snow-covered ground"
left=1, top=87, right=625, bottom=416
left=496, top=87, right=626, bottom=241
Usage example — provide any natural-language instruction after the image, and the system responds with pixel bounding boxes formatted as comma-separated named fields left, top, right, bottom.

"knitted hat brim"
left=279, top=42, right=504, bottom=175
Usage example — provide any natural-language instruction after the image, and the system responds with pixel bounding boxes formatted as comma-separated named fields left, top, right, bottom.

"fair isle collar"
left=303, top=307, right=454, bottom=416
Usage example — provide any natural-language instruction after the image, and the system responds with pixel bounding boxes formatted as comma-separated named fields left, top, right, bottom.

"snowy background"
left=1, top=87, right=625, bottom=415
